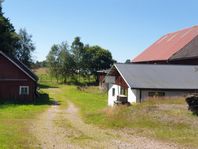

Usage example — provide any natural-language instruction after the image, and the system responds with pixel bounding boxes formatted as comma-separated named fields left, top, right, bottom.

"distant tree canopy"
left=125, top=59, right=131, bottom=63
left=47, top=37, right=115, bottom=83
left=32, top=60, right=47, bottom=69
left=0, top=2, right=35, bottom=67
left=84, top=45, right=114, bottom=76
left=71, top=37, right=84, bottom=74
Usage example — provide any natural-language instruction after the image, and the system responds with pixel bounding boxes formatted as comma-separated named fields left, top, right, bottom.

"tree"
left=71, top=37, right=84, bottom=76
left=47, top=42, right=75, bottom=83
left=58, top=42, right=75, bottom=83
left=47, top=38, right=115, bottom=84
left=31, top=60, right=47, bottom=69
left=125, top=59, right=131, bottom=63
left=16, top=28, right=35, bottom=66
left=46, top=44, right=60, bottom=82
left=0, top=0, right=4, bottom=15
left=0, top=1, right=19, bottom=56
left=85, top=45, right=114, bottom=76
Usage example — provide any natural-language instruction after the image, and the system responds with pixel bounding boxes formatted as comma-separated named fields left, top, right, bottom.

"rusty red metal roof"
left=133, top=26, right=198, bottom=62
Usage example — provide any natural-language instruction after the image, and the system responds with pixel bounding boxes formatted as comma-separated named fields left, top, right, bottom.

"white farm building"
left=107, top=63, right=198, bottom=106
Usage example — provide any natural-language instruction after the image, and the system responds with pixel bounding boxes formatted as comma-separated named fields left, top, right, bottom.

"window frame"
left=112, top=88, right=115, bottom=96
left=19, top=86, right=29, bottom=95
left=120, top=87, right=128, bottom=96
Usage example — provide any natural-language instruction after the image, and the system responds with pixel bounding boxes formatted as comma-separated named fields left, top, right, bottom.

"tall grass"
left=95, top=98, right=198, bottom=147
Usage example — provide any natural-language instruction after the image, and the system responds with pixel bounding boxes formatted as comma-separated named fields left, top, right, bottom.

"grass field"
left=37, top=68, right=198, bottom=147
left=0, top=67, right=198, bottom=148
left=0, top=104, right=49, bottom=148
left=44, top=85, right=198, bottom=148
left=0, top=68, right=52, bottom=148
left=101, top=99, right=198, bottom=147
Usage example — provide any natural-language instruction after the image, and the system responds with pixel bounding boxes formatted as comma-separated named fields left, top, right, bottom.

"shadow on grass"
left=0, top=93, right=59, bottom=106
left=33, top=93, right=59, bottom=105
left=39, top=83, right=58, bottom=89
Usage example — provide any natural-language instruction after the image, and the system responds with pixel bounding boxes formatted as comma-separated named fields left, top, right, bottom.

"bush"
left=186, top=95, right=198, bottom=115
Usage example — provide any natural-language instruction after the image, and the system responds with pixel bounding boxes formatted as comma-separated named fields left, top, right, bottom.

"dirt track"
left=30, top=101, right=183, bottom=149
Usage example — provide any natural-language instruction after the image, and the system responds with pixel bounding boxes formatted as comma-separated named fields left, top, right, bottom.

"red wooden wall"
left=0, top=54, right=36, bottom=101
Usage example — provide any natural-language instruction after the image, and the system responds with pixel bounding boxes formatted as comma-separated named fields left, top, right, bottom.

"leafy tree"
left=16, top=28, right=35, bottom=66
left=47, top=37, right=115, bottom=84
left=0, top=1, right=19, bottom=56
left=31, top=60, right=47, bottom=69
left=46, top=44, right=60, bottom=82
left=85, top=45, right=114, bottom=76
left=47, top=42, right=75, bottom=83
left=125, top=59, right=131, bottom=63
left=0, top=0, right=3, bottom=15
left=58, top=42, right=75, bottom=83
left=71, top=37, right=84, bottom=76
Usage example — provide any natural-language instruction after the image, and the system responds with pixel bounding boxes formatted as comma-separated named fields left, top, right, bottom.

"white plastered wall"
left=128, top=88, right=138, bottom=103
left=108, top=84, right=140, bottom=106
left=108, top=84, right=121, bottom=106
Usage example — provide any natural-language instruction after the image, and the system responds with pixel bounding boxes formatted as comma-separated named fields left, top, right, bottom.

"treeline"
left=0, top=1, right=35, bottom=67
left=47, top=37, right=115, bottom=84
left=0, top=1, right=115, bottom=84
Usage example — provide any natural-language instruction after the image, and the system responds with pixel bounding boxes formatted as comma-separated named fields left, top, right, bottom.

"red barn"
left=0, top=51, right=38, bottom=102
left=97, top=69, right=110, bottom=90
left=133, top=26, right=198, bottom=64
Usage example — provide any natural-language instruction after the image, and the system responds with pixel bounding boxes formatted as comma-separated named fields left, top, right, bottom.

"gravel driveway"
left=30, top=101, right=185, bottom=149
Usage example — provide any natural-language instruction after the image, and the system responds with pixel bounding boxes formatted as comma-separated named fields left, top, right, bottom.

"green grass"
left=62, top=85, right=107, bottom=124
left=0, top=67, right=100, bottom=148
left=0, top=68, right=54, bottom=148
left=0, top=104, right=49, bottom=148
left=21, top=67, right=198, bottom=148
left=44, top=82, right=198, bottom=147
left=34, top=67, right=97, bottom=86
left=88, top=98, right=198, bottom=147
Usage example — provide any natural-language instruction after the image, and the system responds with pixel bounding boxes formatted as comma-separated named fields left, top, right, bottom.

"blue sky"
left=3, top=0, right=198, bottom=62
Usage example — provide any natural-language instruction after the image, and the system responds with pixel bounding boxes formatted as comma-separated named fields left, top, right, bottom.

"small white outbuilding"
left=107, top=63, right=198, bottom=106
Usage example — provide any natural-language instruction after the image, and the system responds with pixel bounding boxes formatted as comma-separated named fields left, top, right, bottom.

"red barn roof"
left=133, top=26, right=198, bottom=63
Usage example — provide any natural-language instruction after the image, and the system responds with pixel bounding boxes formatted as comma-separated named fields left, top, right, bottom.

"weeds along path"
left=30, top=101, right=182, bottom=149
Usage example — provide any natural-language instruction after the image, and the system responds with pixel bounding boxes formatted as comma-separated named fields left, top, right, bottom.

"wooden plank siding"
left=115, top=75, right=128, bottom=89
left=0, top=54, right=37, bottom=102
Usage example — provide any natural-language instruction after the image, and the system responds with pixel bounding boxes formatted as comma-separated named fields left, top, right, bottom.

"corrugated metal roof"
left=169, top=35, right=198, bottom=60
left=133, top=26, right=198, bottom=62
left=112, top=63, right=198, bottom=90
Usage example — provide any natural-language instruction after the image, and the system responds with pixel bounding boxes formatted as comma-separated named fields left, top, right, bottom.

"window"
left=19, top=86, right=29, bottom=95
left=112, top=88, right=115, bottom=96
left=120, top=87, right=128, bottom=95
left=148, top=92, right=165, bottom=97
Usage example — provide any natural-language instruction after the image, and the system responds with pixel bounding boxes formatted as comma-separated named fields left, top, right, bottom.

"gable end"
left=0, top=51, right=37, bottom=82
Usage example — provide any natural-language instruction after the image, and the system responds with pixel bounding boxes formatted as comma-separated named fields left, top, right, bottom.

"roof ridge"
left=15, top=57, right=38, bottom=79
left=116, top=63, right=198, bottom=67
left=165, top=25, right=198, bottom=35
left=112, top=63, right=198, bottom=90
left=132, top=25, right=198, bottom=63
left=0, top=51, right=38, bottom=81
